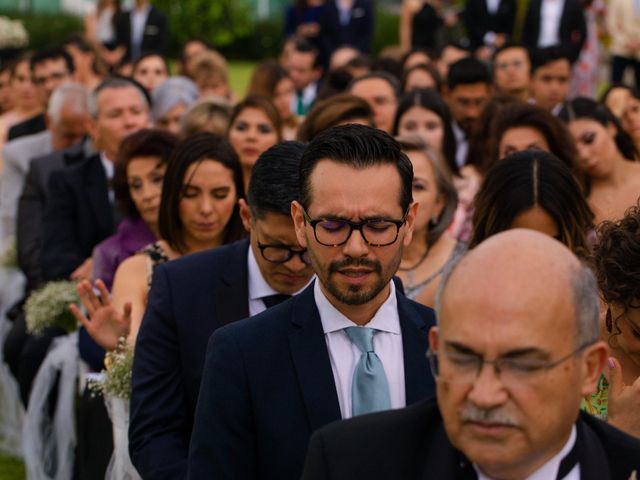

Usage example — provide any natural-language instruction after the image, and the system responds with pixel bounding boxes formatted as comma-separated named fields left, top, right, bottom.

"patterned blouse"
left=581, top=374, right=608, bottom=420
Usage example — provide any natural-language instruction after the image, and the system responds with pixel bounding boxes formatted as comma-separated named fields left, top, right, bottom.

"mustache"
left=460, top=403, right=520, bottom=427
left=329, top=257, right=382, bottom=274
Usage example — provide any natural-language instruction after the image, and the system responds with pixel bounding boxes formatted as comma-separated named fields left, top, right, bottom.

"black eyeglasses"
left=302, top=208, right=407, bottom=247
left=257, top=242, right=311, bottom=265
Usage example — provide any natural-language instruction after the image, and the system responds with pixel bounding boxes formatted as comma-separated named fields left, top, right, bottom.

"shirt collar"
left=315, top=280, right=400, bottom=334
left=451, top=120, right=466, bottom=141
left=100, top=151, right=114, bottom=181
left=247, top=245, right=279, bottom=301
left=474, top=425, right=577, bottom=480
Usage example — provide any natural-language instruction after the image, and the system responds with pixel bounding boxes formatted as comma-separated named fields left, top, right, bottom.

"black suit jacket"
left=17, top=141, right=87, bottom=290
left=302, top=398, right=640, bottom=480
left=129, top=239, right=250, bottom=480
left=320, top=0, right=374, bottom=56
left=115, top=6, right=169, bottom=61
left=41, top=153, right=114, bottom=280
left=521, top=0, right=587, bottom=63
left=463, top=0, right=516, bottom=49
left=7, top=113, right=46, bottom=142
left=187, top=283, right=436, bottom=480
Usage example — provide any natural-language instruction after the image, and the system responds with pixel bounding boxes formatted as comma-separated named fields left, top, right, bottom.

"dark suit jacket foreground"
left=302, top=398, right=640, bottom=480
left=129, top=239, right=250, bottom=480
left=187, top=282, right=436, bottom=480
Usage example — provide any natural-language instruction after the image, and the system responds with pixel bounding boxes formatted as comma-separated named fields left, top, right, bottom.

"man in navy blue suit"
left=73, top=142, right=313, bottom=479
left=187, top=124, right=437, bottom=479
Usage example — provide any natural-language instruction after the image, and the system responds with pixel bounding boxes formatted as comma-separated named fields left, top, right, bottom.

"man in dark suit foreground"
left=302, top=229, right=640, bottom=479
left=188, top=124, right=436, bottom=479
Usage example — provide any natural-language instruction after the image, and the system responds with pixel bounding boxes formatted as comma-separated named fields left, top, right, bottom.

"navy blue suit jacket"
left=187, top=282, right=436, bottom=480
left=129, top=239, right=250, bottom=480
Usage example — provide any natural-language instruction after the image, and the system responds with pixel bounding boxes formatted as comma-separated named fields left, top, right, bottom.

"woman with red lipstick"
left=74, top=132, right=246, bottom=348
left=91, top=128, right=178, bottom=291
left=227, top=95, right=282, bottom=190
left=559, top=98, right=640, bottom=224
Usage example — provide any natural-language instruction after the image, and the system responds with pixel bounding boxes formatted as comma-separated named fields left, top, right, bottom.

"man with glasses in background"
left=188, top=124, right=436, bottom=480
left=301, top=229, right=640, bottom=480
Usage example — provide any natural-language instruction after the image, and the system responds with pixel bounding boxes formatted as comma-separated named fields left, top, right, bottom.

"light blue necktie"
left=344, top=326, right=391, bottom=416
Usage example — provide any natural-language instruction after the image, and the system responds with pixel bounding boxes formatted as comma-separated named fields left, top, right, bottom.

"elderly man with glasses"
left=301, top=229, right=640, bottom=480
left=188, top=124, right=437, bottom=480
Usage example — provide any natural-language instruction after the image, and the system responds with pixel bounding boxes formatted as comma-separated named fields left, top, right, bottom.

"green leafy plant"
left=89, top=337, right=134, bottom=400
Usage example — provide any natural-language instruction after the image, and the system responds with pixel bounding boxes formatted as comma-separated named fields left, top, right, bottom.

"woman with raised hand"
left=73, top=133, right=246, bottom=349
left=396, top=136, right=462, bottom=307
left=559, top=97, right=640, bottom=223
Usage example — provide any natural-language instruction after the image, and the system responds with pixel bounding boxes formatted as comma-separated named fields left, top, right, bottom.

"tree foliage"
left=153, top=0, right=253, bottom=50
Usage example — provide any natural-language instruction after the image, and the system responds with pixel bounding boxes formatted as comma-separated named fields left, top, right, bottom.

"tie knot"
left=344, top=326, right=376, bottom=353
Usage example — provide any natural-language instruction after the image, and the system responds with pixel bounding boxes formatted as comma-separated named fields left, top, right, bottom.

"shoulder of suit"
left=579, top=411, right=640, bottom=455
left=158, top=239, right=248, bottom=276
left=4, top=130, right=50, bottom=156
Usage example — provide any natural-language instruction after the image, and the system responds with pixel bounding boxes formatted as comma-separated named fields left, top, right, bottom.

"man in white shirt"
left=115, top=0, right=169, bottom=62
left=288, top=38, right=322, bottom=116
left=302, top=230, right=640, bottom=480
left=188, top=124, right=437, bottom=480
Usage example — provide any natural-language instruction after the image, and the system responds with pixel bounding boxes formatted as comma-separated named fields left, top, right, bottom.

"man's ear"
left=402, top=201, right=420, bottom=247
left=428, top=326, right=439, bottom=353
left=291, top=200, right=308, bottom=248
left=580, top=341, right=608, bottom=396
left=238, top=199, right=252, bottom=233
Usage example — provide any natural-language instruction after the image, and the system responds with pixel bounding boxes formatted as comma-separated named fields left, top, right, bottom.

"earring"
left=606, top=306, right=612, bottom=333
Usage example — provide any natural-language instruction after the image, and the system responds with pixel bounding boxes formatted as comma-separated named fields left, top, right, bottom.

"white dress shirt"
left=290, top=82, right=319, bottom=115
left=538, top=0, right=564, bottom=47
left=100, top=152, right=115, bottom=203
left=452, top=121, right=469, bottom=168
left=130, top=5, right=151, bottom=59
left=315, top=280, right=406, bottom=419
left=247, top=247, right=314, bottom=316
left=475, top=425, right=579, bottom=480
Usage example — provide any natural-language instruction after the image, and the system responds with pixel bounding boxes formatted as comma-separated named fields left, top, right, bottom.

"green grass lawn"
left=0, top=452, right=24, bottom=480
left=229, top=61, right=257, bottom=98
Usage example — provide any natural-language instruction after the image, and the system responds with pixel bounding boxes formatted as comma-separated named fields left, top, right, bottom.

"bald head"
left=438, top=229, right=598, bottom=346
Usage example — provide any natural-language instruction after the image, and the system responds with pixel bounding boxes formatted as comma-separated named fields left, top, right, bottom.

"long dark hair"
left=471, top=150, right=594, bottom=257
left=158, top=132, right=246, bottom=254
left=392, top=88, right=458, bottom=176
left=559, top=97, right=639, bottom=162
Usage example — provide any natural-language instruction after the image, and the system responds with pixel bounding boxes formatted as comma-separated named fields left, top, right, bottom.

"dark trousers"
left=611, top=55, right=640, bottom=91
left=74, top=387, right=114, bottom=479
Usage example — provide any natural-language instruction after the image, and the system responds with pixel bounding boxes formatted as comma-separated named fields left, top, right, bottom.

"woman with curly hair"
left=583, top=204, right=640, bottom=437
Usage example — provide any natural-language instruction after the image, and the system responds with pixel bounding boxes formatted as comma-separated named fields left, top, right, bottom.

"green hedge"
left=0, top=10, right=83, bottom=51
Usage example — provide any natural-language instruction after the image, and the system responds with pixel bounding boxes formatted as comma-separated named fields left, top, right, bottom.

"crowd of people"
left=0, top=0, right=639, bottom=478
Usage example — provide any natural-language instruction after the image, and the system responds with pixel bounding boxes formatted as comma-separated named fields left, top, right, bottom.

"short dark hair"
left=392, top=88, right=458, bottom=175
left=133, top=52, right=170, bottom=77
left=248, top=141, right=306, bottom=219
left=292, top=38, right=322, bottom=69
left=446, top=57, right=491, bottom=90
left=30, top=47, right=74, bottom=73
left=492, top=43, right=530, bottom=64
left=530, top=46, right=572, bottom=74
left=158, top=132, right=246, bottom=253
left=297, top=93, right=373, bottom=142
left=348, top=71, right=401, bottom=98
left=470, top=150, right=593, bottom=257
left=299, top=124, right=414, bottom=213
left=113, top=129, right=179, bottom=218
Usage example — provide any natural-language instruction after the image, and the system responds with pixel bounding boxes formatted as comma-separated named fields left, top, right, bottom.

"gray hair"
left=151, top=76, right=199, bottom=123
left=89, top=77, right=149, bottom=118
left=435, top=255, right=600, bottom=347
left=47, top=82, right=89, bottom=124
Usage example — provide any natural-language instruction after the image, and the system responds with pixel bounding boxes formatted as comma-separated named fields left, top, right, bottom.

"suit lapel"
left=575, top=415, right=612, bottom=480
left=398, top=294, right=435, bottom=404
left=214, top=239, right=250, bottom=326
left=85, top=154, right=113, bottom=234
left=288, top=283, right=342, bottom=431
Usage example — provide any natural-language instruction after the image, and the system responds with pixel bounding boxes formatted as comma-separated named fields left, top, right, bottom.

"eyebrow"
left=444, top=341, right=550, bottom=359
